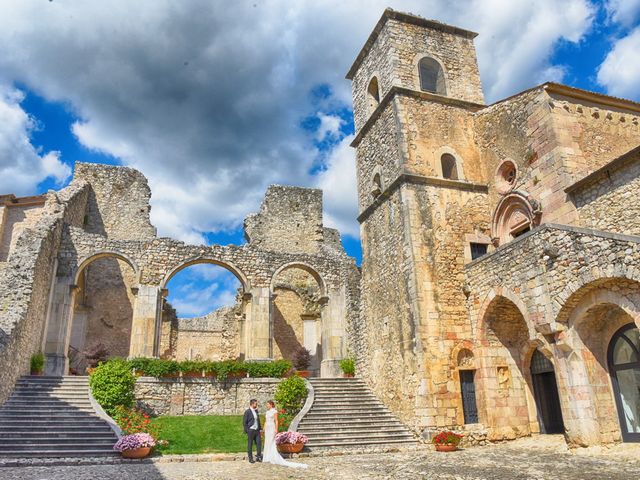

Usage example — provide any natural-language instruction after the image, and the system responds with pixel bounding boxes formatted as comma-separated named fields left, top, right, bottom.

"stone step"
left=0, top=414, right=102, bottom=422
left=302, top=412, right=397, bottom=420
left=10, top=389, right=91, bottom=396
left=0, top=408, right=97, bottom=416
left=0, top=449, right=117, bottom=458
left=305, top=406, right=389, bottom=413
left=3, top=398, right=92, bottom=405
left=307, top=438, right=416, bottom=448
left=0, top=420, right=110, bottom=429
left=312, top=400, right=384, bottom=406
left=299, top=419, right=403, bottom=428
left=1, top=442, right=117, bottom=451
left=0, top=437, right=116, bottom=445
left=0, top=426, right=114, bottom=434
left=305, top=431, right=415, bottom=441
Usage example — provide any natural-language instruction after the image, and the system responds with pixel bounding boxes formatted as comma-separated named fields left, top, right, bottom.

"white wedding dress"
left=262, top=408, right=308, bottom=469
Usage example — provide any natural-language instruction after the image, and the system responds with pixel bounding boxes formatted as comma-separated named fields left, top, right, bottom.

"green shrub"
left=244, top=360, right=291, bottom=378
left=339, top=358, right=355, bottom=375
left=215, top=360, right=247, bottom=380
left=143, top=359, right=179, bottom=377
left=274, top=375, right=307, bottom=414
left=203, top=360, right=219, bottom=377
left=30, top=352, right=45, bottom=374
left=179, top=360, right=206, bottom=375
left=89, top=358, right=136, bottom=415
left=128, top=357, right=154, bottom=375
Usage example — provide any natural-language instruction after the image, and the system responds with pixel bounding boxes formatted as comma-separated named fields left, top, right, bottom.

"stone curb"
left=0, top=444, right=425, bottom=467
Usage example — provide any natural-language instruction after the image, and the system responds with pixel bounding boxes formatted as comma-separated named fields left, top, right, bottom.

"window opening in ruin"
left=459, top=370, right=479, bottom=424
left=495, top=160, right=517, bottom=194
left=164, top=263, right=244, bottom=361
left=418, top=57, right=446, bottom=95
left=511, top=225, right=530, bottom=238
left=272, top=266, right=323, bottom=376
left=470, top=243, right=488, bottom=260
left=530, top=350, right=565, bottom=434
left=441, top=153, right=459, bottom=180
left=367, top=77, right=380, bottom=114
left=608, top=323, right=640, bottom=442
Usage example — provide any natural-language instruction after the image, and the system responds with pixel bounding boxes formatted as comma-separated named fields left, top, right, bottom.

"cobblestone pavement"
left=2, top=442, right=639, bottom=480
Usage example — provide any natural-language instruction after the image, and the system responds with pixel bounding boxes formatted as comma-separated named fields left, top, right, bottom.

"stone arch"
left=414, top=54, right=447, bottom=95
left=475, top=287, right=534, bottom=343
left=434, top=146, right=465, bottom=181
left=451, top=340, right=476, bottom=370
left=491, top=191, right=541, bottom=246
left=161, top=257, right=250, bottom=291
left=68, top=250, right=139, bottom=373
left=476, top=289, right=538, bottom=438
left=270, top=262, right=327, bottom=297
left=74, top=250, right=140, bottom=285
left=555, top=277, right=640, bottom=444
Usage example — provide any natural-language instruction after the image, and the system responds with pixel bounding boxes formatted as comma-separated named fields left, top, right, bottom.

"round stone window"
left=495, top=160, right=517, bottom=193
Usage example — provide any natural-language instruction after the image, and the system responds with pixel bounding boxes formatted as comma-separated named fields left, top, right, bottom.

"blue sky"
left=1, top=0, right=639, bottom=317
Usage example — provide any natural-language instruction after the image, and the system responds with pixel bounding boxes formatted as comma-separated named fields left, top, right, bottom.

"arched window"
left=367, top=77, right=380, bottom=113
left=371, top=172, right=382, bottom=198
left=441, top=153, right=459, bottom=180
left=418, top=57, right=446, bottom=95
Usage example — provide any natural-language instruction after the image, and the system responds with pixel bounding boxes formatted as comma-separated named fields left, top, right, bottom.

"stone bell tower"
left=348, top=9, right=491, bottom=434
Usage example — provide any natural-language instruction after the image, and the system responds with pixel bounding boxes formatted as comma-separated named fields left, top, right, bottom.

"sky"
left=1, top=0, right=639, bottom=317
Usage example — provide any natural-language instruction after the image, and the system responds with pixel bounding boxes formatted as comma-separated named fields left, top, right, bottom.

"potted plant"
left=30, top=352, right=45, bottom=375
left=113, top=433, right=156, bottom=458
left=179, top=360, right=205, bottom=378
left=275, top=431, right=308, bottom=454
left=292, top=346, right=311, bottom=377
left=431, top=430, right=463, bottom=452
left=339, top=358, right=355, bottom=378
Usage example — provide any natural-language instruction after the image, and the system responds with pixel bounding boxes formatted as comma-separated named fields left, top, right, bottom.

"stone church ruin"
left=2, top=7, right=640, bottom=450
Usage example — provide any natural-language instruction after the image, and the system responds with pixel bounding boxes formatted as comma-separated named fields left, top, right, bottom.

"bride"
left=262, top=400, right=308, bottom=469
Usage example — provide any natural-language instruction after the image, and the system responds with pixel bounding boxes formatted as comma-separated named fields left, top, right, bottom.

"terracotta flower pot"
left=342, top=373, right=354, bottom=378
left=181, top=371, right=202, bottom=378
left=296, top=370, right=310, bottom=378
left=277, top=443, right=304, bottom=454
left=121, top=447, right=152, bottom=459
left=434, top=444, right=458, bottom=452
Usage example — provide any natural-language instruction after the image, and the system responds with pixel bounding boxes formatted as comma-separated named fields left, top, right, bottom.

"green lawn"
left=152, top=415, right=257, bottom=454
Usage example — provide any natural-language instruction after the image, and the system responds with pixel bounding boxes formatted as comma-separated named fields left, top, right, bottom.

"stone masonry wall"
left=0, top=182, right=89, bottom=405
left=135, top=377, right=279, bottom=416
left=572, top=152, right=640, bottom=236
left=0, top=202, right=46, bottom=262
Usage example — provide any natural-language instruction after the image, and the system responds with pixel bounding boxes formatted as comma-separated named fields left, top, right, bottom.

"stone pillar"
left=129, top=285, right=162, bottom=358
left=320, top=288, right=346, bottom=377
left=245, top=287, right=271, bottom=360
left=555, top=347, right=601, bottom=446
left=302, top=314, right=321, bottom=374
left=43, top=276, right=75, bottom=375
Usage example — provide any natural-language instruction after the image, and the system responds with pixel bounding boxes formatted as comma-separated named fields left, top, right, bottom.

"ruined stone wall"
left=73, top=162, right=156, bottom=240
left=135, top=377, right=279, bottom=416
left=571, top=153, right=640, bottom=236
left=172, top=305, right=241, bottom=361
left=0, top=202, right=46, bottom=262
left=0, top=182, right=89, bottom=404
left=243, top=185, right=324, bottom=255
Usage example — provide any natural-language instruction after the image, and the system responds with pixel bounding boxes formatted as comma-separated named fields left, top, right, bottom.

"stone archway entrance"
left=608, top=323, right=640, bottom=442
left=530, top=350, right=564, bottom=434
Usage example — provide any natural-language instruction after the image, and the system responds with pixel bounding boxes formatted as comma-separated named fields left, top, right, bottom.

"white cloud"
left=597, top=27, right=640, bottom=100
left=0, top=84, right=70, bottom=195
left=606, top=0, right=640, bottom=27
left=0, top=0, right=596, bottom=246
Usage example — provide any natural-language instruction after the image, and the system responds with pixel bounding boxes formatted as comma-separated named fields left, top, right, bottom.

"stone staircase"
left=0, top=376, right=119, bottom=457
left=297, top=378, right=417, bottom=449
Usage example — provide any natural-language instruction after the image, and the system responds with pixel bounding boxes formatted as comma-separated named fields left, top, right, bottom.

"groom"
left=243, top=399, right=262, bottom=463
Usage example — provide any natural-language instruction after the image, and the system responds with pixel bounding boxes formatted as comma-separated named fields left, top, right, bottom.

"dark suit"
left=243, top=408, right=262, bottom=461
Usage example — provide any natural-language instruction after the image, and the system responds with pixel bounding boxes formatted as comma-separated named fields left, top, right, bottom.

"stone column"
left=320, top=288, right=346, bottom=377
left=302, top=314, right=321, bottom=373
left=43, top=276, right=75, bottom=375
left=129, top=285, right=162, bottom=358
left=245, top=287, right=271, bottom=360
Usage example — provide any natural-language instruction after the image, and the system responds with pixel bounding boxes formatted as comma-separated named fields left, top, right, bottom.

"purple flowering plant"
left=113, top=433, right=157, bottom=452
left=274, top=431, right=308, bottom=445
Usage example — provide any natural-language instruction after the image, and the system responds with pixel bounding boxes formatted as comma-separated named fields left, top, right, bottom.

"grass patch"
left=152, top=415, right=255, bottom=454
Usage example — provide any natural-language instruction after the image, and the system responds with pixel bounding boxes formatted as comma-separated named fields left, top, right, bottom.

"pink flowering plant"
left=113, top=433, right=156, bottom=452
left=274, top=431, right=308, bottom=445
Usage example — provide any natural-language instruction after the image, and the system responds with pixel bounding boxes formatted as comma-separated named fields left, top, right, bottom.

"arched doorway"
left=608, top=324, right=640, bottom=442
left=530, top=350, right=564, bottom=434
